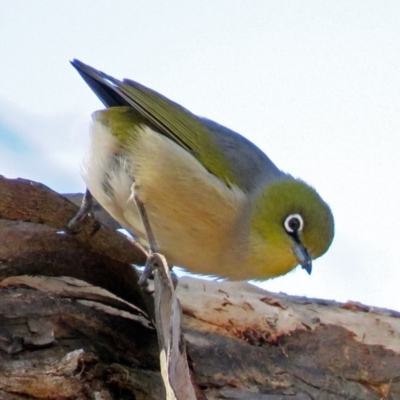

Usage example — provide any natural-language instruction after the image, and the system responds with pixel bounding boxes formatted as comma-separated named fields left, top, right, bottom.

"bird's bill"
left=293, top=242, right=312, bottom=275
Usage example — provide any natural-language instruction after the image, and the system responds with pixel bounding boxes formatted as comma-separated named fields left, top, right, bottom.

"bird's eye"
left=284, top=214, right=304, bottom=234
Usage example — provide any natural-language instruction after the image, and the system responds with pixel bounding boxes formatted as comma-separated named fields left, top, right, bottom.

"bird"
left=71, top=59, right=334, bottom=281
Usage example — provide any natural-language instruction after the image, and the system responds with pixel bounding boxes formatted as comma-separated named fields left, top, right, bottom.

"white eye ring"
left=284, top=214, right=304, bottom=233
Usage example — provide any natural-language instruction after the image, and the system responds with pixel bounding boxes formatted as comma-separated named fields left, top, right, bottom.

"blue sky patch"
left=0, top=118, right=31, bottom=154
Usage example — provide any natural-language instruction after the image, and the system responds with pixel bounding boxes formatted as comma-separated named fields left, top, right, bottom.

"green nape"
left=93, top=107, right=148, bottom=145
left=251, top=179, right=334, bottom=258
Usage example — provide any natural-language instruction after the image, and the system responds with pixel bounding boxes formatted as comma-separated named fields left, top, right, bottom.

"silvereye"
left=71, top=59, right=334, bottom=280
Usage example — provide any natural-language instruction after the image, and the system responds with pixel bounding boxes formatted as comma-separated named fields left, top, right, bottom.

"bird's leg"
left=135, top=194, right=160, bottom=287
left=129, top=180, right=162, bottom=287
left=135, top=194, right=179, bottom=291
left=133, top=189, right=179, bottom=289
left=135, top=196, right=159, bottom=255
left=67, top=188, right=100, bottom=234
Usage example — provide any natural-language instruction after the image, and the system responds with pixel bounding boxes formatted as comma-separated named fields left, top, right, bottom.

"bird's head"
left=250, top=179, right=334, bottom=278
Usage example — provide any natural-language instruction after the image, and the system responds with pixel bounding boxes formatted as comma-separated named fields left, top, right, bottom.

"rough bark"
left=0, top=176, right=399, bottom=400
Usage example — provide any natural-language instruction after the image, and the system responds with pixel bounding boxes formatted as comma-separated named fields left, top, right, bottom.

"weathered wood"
left=0, top=176, right=146, bottom=265
left=0, top=278, right=161, bottom=399
left=178, top=278, right=400, bottom=399
left=0, top=219, right=149, bottom=314
left=0, top=176, right=399, bottom=399
left=153, top=253, right=198, bottom=400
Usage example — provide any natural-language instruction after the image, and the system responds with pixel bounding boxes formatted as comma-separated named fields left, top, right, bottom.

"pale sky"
left=1, top=1, right=399, bottom=310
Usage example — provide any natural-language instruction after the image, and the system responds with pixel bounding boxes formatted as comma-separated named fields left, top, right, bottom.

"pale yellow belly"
left=83, top=121, right=249, bottom=277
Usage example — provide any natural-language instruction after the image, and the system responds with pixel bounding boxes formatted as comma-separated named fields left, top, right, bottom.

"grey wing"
left=200, top=118, right=286, bottom=193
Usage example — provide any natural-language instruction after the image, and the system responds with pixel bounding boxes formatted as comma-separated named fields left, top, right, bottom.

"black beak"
left=293, top=242, right=312, bottom=275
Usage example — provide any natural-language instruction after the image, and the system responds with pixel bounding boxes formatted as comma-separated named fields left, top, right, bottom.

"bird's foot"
left=67, top=188, right=100, bottom=235
left=138, top=254, right=178, bottom=292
